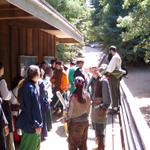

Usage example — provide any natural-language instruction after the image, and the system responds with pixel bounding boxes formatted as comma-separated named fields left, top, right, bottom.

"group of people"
left=0, top=45, right=126, bottom=150
left=66, top=45, right=126, bottom=150
left=0, top=62, right=54, bottom=150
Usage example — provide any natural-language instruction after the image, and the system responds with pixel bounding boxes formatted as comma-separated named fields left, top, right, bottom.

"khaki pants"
left=68, top=121, right=89, bottom=150
left=108, top=75, right=120, bottom=108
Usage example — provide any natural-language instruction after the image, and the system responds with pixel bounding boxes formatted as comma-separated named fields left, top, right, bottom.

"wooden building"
left=0, top=0, right=83, bottom=87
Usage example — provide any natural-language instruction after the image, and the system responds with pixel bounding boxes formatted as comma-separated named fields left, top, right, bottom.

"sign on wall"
left=19, top=55, right=37, bottom=77
left=44, top=56, right=55, bottom=64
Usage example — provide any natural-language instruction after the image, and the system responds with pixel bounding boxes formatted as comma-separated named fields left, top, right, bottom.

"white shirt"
left=0, top=79, right=12, bottom=100
left=44, top=76, right=53, bottom=100
left=106, top=52, right=122, bottom=73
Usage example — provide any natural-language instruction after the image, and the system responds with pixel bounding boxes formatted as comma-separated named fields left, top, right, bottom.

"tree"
left=91, top=0, right=150, bottom=63
left=91, top=0, right=126, bottom=50
left=55, top=44, right=81, bottom=63
left=118, top=0, right=150, bottom=63
left=46, top=0, right=93, bottom=62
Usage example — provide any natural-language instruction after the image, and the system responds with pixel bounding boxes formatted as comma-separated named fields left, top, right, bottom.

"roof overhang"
left=3, top=0, right=83, bottom=43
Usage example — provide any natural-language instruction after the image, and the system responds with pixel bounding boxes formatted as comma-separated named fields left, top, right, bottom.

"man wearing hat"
left=68, top=58, right=87, bottom=95
left=88, top=64, right=111, bottom=150
left=74, top=58, right=86, bottom=80
left=106, top=45, right=125, bottom=113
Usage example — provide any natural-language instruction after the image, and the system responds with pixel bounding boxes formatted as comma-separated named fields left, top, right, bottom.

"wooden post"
left=19, top=27, right=27, bottom=55
left=26, top=28, right=33, bottom=55
left=33, top=29, right=39, bottom=63
left=38, top=30, right=44, bottom=63
left=10, top=25, right=19, bottom=84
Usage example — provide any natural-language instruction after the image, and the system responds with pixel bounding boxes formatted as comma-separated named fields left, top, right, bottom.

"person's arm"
left=0, top=103, right=8, bottom=127
left=0, top=102, right=9, bottom=136
left=61, top=73, right=68, bottom=93
left=101, top=79, right=111, bottom=109
left=30, top=87, right=43, bottom=133
left=0, top=79, right=11, bottom=100
left=86, top=77, right=93, bottom=94
left=106, top=57, right=118, bottom=73
left=11, top=88, right=19, bottom=105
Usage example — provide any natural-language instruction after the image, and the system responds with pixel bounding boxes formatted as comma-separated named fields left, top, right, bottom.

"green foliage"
left=46, top=0, right=93, bottom=42
left=91, top=0, right=150, bottom=63
left=117, top=0, right=150, bottom=63
left=91, top=0, right=126, bottom=50
left=46, top=0, right=150, bottom=63
left=46, top=0, right=94, bottom=61
left=55, top=44, right=81, bottom=63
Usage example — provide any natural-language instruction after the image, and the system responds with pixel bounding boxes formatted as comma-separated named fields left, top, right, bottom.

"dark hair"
left=73, top=76, right=85, bottom=104
left=39, top=61, right=49, bottom=71
left=27, top=65, right=40, bottom=80
left=76, top=60, right=84, bottom=65
left=45, top=66, right=52, bottom=75
left=56, top=60, right=62, bottom=66
left=0, top=62, right=4, bottom=69
left=108, top=53, right=113, bottom=62
left=51, top=58, right=57, bottom=65
left=109, top=45, right=117, bottom=52
left=40, top=68, right=45, bottom=79
left=40, top=61, right=47, bottom=66
left=70, top=60, right=75, bottom=65
left=63, top=65, right=68, bottom=71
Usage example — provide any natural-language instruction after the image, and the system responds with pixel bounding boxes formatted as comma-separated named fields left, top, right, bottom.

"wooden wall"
left=0, top=21, right=10, bottom=85
left=0, top=20, right=56, bottom=87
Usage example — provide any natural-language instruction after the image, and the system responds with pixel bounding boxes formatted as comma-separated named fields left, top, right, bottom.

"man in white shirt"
left=106, top=46, right=124, bottom=113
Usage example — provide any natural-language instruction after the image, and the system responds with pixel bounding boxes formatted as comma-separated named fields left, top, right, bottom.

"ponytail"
left=73, top=86, right=86, bottom=104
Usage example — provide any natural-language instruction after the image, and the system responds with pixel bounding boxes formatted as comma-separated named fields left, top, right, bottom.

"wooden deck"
left=40, top=113, right=122, bottom=150
left=105, top=113, right=123, bottom=150
left=40, top=114, right=96, bottom=150
left=17, top=80, right=150, bottom=150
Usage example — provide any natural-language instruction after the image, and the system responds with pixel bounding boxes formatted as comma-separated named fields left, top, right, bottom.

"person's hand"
left=48, top=98, right=52, bottom=103
left=3, top=126, right=9, bottom=136
left=35, top=128, right=41, bottom=135
left=99, top=108, right=107, bottom=116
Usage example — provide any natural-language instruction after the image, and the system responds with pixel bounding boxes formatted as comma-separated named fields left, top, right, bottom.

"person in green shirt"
left=68, top=61, right=77, bottom=94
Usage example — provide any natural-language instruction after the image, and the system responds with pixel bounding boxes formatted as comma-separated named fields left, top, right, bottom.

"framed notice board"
left=19, top=55, right=37, bottom=77
left=44, top=56, right=55, bottom=64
